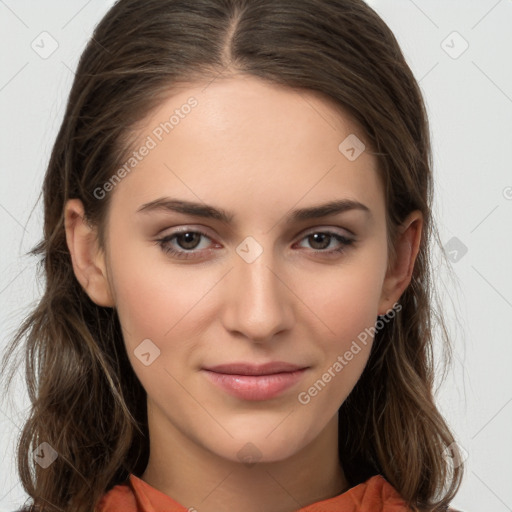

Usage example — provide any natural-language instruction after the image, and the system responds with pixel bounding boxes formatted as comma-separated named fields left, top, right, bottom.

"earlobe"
left=64, top=199, right=115, bottom=307
left=378, top=210, right=423, bottom=315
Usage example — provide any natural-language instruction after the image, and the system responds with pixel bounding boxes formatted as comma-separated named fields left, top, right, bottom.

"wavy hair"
left=1, top=0, right=464, bottom=510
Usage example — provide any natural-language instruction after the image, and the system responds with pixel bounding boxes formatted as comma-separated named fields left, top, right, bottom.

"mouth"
left=202, top=362, right=309, bottom=401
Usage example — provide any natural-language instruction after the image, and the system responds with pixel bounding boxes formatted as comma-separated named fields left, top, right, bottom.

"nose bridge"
left=223, top=237, right=293, bottom=341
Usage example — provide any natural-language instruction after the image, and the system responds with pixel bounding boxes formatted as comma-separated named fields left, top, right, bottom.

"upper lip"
left=203, top=362, right=308, bottom=376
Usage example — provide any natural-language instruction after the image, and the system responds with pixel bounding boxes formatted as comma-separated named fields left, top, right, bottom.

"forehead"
left=108, top=75, right=384, bottom=224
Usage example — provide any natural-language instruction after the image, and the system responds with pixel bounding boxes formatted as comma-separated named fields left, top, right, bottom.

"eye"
left=155, top=229, right=215, bottom=260
left=155, top=228, right=355, bottom=260
left=294, top=230, right=355, bottom=256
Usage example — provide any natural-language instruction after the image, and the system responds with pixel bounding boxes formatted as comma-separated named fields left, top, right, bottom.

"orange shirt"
left=96, top=473, right=412, bottom=511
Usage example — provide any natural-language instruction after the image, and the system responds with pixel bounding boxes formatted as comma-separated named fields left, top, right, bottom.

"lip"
left=204, top=361, right=306, bottom=375
left=202, top=362, right=309, bottom=401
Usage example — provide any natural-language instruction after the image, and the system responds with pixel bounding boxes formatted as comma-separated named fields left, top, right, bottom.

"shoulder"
left=365, top=476, right=465, bottom=512
left=95, top=478, right=135, bottom=512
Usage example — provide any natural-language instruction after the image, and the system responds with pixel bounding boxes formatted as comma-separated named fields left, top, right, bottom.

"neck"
left=141, top=403, right=348, bottom=512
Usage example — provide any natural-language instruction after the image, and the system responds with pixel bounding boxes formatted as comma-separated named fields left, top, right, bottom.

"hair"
left=1, top=0, right=464, bottom=511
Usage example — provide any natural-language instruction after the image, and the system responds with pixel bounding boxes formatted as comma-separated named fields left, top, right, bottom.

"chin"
left=202, top=422, right=317, bottom=465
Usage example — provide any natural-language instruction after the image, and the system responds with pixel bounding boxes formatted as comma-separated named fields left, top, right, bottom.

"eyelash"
left=155, top=228, right=355, bottom=260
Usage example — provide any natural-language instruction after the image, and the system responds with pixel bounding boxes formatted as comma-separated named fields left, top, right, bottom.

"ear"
left=64, top=198, right=115, bottom=307
left=378, top=210, right=423, bottom=315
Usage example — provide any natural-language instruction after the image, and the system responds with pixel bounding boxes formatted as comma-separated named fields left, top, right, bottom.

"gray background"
left=1, top=1, right=511, bottom=510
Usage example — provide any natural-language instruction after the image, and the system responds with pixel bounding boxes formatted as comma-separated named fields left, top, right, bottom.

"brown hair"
left=1, top=0, right=464, bottom=510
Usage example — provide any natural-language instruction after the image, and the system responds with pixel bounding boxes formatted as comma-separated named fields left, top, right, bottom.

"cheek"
left=108, top=252, right=209, bottom=403
left=107, top=239, right=208, bottom=354
left=295, top=279, right=378, bottom=422
left=293, top=247, right=386, bottom=406
left=299, top=252, right=386, bottom=344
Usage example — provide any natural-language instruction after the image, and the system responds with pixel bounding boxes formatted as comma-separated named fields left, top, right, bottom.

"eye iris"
left=178, top=232, right=201, bottom=250
left=309, top=233, right=330, bottom=250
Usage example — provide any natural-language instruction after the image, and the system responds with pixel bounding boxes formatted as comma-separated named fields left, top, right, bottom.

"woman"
left=2, top=0, right=464, bottom=511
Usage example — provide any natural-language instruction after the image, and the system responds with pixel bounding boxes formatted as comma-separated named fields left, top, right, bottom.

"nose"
left=221, top=246, right=295, bottom=344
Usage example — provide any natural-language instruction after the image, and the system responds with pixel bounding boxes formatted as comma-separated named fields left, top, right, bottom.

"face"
left=99, top=75, right=393, bottom=463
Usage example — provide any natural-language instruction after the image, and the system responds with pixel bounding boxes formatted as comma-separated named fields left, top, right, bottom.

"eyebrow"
left=136, top=197, right=371, bottom=223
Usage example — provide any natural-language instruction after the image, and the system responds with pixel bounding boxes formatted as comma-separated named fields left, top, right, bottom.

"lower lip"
left=202, top=369, right=308, bottom=401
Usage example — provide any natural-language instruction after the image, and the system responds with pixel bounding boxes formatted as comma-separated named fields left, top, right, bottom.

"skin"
left=65, top=74, right=422, bottom=512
